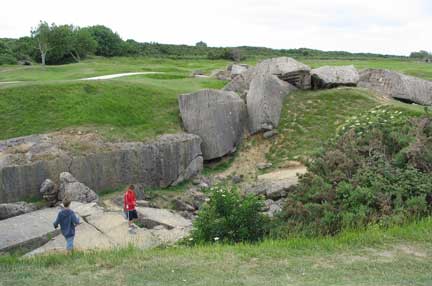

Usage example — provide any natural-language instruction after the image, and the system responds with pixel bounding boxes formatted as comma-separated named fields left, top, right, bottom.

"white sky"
left=1, top=0, right=430, bottom=56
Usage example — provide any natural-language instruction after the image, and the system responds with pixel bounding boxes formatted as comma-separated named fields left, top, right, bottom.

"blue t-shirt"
left=53, top=208, right=80, bottom=238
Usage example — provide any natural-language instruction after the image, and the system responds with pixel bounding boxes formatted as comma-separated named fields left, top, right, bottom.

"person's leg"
left=66, top=236, right=74, bottom=252
left=131, top=210, right=138, bottom=228
left=128, top=210, right=135, bottom=232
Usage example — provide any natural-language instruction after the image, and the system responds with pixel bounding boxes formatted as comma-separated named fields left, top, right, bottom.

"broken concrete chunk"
left=0, top=201, right=38, bottom=220
left=179, top=89, right=247, bottom=160
left=58, top=172, right=99, bottom=203
left=136, top=207, right=192, bottom=229
left=311, top=65, right=359, bottom=89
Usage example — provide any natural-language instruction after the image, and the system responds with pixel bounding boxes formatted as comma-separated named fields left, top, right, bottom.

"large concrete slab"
left=178, top=89, right=247, bottom=160
left=25, top=221, right=114, bottom=256
left=136, top=207, right=192, bottom=229
left=0, top=207, right=59, bottom=252
left=85, top=211, right=160, bottom=249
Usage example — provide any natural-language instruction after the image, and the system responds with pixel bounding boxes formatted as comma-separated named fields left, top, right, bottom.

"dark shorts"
left=127, top=209, right=138, bottom=221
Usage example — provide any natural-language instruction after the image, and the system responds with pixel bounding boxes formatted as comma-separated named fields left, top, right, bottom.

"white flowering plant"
left=337, top=106, right=408, bottom=138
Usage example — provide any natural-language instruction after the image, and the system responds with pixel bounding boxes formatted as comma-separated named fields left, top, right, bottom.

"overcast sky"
left=1, top=0, right=430, bottom=56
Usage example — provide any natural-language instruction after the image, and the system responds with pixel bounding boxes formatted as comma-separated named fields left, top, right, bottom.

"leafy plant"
left=190, top=186, right=269, bottom=244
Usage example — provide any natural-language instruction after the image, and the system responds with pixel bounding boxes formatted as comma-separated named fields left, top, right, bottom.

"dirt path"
left=79, top=72, right=163, bottom=81
left=0, top=72, right=164, bottom=85
left=0, top=81, right=21, bottom=85
left=258, top=167, right=307, bottom=181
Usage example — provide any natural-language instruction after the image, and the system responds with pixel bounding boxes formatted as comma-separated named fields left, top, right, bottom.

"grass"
left=267, top=88, right=378, bottom=164
left=266, top=88, right=426, bottom=165
left=0, top=77, right=225, bottom=141
left=1, top=219, right=431, bottom=285
left=0, top=57, right=230, bottom=81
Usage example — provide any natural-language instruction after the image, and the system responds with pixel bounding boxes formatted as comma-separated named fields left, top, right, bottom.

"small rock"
left=232, top=175, right=242, bottom=184
left=261, top=123, right=273, bottom=131
left=263, top=130, right=278, bottom=139
left=192, top=70, right=205, bottom=76
left=262, top=199, right=274, bottom=211
left=173, top=198, right=196, bottom=212
left=40, top=179, right=58, bottom=206
left=136, top=200, right=151, bottom=207
left=179, top=211, right=195, bottom=220
left=192, top=178, right=201, bottom=185
left=198, top=182, right=209, bottom=189
left=256, top=162, right=273, bottom=170
left=184, top=188, right=208, bottom=209
left=266, top=203, right=282, bottom=218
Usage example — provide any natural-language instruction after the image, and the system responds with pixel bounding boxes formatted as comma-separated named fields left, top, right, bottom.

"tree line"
left=0, top=21, right=410, bottom=66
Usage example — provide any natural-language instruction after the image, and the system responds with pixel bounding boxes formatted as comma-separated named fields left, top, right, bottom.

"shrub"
left=190, top=186, right=269, bottom=244
left=0, top=54, right=16, bottom=65
left=277, top=107, right=432, bottom=236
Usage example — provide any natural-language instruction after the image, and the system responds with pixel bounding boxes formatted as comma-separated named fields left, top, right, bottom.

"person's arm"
left=53, top=213, right=60, bottom=229
left=132, top=191, right=137, bottom=206
left=124, top=192, right=128, bottom=210
left=72, top=212, right=80, bottom=225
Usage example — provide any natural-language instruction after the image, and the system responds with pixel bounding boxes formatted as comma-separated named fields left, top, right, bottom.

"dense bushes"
left=277, top=106, right=432, bottom=236
left=0, top=40, right=16, bottom=65
left=190, top=186, right=269, bottom=244
left=86, top=25, right=123, bottom=57
left=1, top=22, right=405, bottom=66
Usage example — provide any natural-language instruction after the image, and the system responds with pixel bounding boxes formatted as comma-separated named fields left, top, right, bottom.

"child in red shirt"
left=124, top=185, right=138, bottom=232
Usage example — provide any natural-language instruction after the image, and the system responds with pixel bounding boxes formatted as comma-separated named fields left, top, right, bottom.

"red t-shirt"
left=124, top=190, right=136, bottom=211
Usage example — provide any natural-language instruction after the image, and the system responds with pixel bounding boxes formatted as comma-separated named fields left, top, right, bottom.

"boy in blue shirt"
left=53, top=199, right=80, bottom=252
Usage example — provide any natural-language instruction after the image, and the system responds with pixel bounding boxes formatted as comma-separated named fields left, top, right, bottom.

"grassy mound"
left=0, top=77, right=225, bottom=141
left=267, top=88, right=379, bottom=165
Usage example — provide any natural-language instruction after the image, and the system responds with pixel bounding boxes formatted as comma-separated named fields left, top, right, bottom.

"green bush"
left=190, top=186, right=269, bottom=244
left=276, top=107, right=432, bottom=236
left=0, top=54, right=16, bottom=65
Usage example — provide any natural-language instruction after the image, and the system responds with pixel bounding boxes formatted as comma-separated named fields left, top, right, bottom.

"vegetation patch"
left=267, top=88, right=379, bottom=165
left=190, top=186, right=269, bottom=244
left=275, top=107, right=432, bottom=236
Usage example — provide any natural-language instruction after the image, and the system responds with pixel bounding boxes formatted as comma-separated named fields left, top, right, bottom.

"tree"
left=48, top=24, right=73, bottom=64
left=31, top=21, right=51, bottom=65
left=11, top=37, right=36, bottom=61
left=222, top=48, right=245, bottom=62
left=69, top=28, right=97, bottom=62
left=410, top=50, right=430, bottom=59
left=0, top=40, right=17, bottom=65
left=87, top=25, right=124, bottom=57
left=195, top=41, right=207, bottom=48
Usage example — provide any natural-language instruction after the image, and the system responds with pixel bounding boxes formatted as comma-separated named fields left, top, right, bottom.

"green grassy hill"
left=0, top=57, right=431, bottom=142
left=0, top=77, right=224, bottom=140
